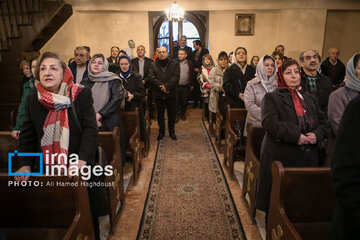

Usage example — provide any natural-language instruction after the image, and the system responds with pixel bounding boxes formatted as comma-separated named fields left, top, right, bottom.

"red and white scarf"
left=36, top=67, right=83, bottom=165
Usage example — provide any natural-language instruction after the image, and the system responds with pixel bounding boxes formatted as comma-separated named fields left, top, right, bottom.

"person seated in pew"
left=256, top=58, right=328, bottom=223
left=243, top=55, right=277, bottom=137
left=14, top=52, right=110, bottom=240
left=326, top=53, right=360, bottom=166
left=81, top=53, right=125, bottom=131
left=118, top=54, right=148, bottom=144
left=12, top=56, right=39, bottom=140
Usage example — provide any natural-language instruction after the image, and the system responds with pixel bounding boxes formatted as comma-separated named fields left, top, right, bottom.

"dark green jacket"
left=13, top=80, right=37, bottom=131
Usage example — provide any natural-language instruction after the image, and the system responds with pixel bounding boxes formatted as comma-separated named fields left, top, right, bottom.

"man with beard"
left=299, top=49, right=332, bottom=113
left=69, top=46, right=90, bottom=83
left=149, top=47, right=180, bottom=140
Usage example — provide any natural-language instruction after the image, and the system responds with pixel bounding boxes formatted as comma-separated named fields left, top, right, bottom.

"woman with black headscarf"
left=256, top=58, right=328, bottom=219
left=118, top=55, right=148, bottom=143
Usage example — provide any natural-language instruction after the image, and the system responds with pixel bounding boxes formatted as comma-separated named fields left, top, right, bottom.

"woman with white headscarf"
left=244, top=55, right=277, bottom=136
left=325, top=53, right=360, bottom=166
left=81, top=53, right=125, bottom=131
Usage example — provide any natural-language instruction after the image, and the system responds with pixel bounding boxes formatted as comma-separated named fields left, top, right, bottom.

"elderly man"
left=69, top=46, right=89, bottom=83
left=149, top=47, right=180, bottom=140
left=132, top=45, right=155, bottom=118
left=299, top=49, right=332, bottom=113
left=172, top=35, right=193, bottom=60
left=320, top=48, right=346, bottom=89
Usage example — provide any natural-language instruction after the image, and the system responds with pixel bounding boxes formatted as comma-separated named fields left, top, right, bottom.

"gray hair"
left=74, top=46, right=89, bottom=56
left=299, top=49, right=321, bottom=62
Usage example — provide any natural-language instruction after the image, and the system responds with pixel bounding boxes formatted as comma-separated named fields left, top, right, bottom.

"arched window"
left=154, top=13, right=206, bottom=56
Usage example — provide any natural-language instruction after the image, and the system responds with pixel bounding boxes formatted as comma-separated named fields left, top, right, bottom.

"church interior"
left=1, top=0, right=360, bottom=239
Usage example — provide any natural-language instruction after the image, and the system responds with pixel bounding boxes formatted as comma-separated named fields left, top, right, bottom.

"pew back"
left=267, top=161, right=335, bottom=240
left=0, top=132, right=20, bottom=173
left=121, top=108, right=141, bottom=181
left=0, top=175, right=95, bottom=240
left=242, top=123, right=265, bottom=223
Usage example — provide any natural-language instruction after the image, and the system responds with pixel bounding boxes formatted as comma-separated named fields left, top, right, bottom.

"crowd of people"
left=12, top=34, right=360, bottom=239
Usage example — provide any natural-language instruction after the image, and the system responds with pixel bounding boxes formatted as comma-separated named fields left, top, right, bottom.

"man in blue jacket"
left=69, top=46, right=89, bottom=83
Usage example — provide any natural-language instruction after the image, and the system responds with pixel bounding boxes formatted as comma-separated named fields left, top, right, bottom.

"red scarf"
left=277, top=65, right=314, bottom=133
left=36, top=67, right=83, bottom=165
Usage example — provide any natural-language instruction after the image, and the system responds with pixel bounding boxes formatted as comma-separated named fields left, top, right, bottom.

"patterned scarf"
left=36, top=67, right=83, bottom=165
left=277, top=64, right=314, bottom=133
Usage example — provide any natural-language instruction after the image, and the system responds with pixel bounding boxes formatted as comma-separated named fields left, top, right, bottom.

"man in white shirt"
left=69, top=46, right=90, bottom=83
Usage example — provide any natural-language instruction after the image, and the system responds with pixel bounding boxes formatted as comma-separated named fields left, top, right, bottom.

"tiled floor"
left=110, top=109, right=263, bottom=240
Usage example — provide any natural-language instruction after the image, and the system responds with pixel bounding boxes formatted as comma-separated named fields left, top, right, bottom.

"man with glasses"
left=299, top=49, right=332, bottom=113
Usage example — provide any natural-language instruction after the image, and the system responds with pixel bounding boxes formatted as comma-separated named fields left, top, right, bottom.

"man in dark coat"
left=172, top=35, right=193, bottom=60
left=149, top=47, right=180, bottom=140
left=320, top=48, right=346, bottom=90
left=69, top=46, right=89, bottom=83
left=192, top=40, right=209, bottom=108
left=299, top=49, right=333, bottom=113
left=131, top=45, right=155, bottom=118
left=331, top=95, right=360, bottom=240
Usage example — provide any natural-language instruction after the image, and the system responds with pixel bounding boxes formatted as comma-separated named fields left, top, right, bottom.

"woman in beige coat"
left=208, top=51, right=229, bottom=114
left=244, top=55, right=277, bottom=136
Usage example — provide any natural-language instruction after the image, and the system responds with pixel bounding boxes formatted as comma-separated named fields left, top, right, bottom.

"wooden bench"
left=0, top=175, right=95, bottom=240
left=223, top=105, right=247, bottom=179
left=121, top=108, right=142, bottom=181
left=0, top=103, right=19, bottom=130
left=267, top=161, right=335, bottom=240
left=0, top=131, right=19, bottom=173
left=242, top=123, right=265, bottom=224
left=215, top=94, right=226, bottom=153
left=98, top=127, right=125, bottom=233
left=142, top=95, right=151, bottom=157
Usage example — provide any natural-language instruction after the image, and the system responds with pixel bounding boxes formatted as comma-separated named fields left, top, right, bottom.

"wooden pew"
left=242, top=123, right=265, bottom=224
left=0, top=175, right=96, bottom=240
left=121, top=108, right=142, bottom=181
left=223, top=105, right=247, bottom=179
left=0, top=132, right=19, bottom=173
left=98, top=127, right=125, bottom=233
left=215, top=94, right=226, bottom=153
left=142, top=95, right=151, bottom=157
left=267, top=161, right=335, bottom=240
left=0, top=103, right=18, bottom=131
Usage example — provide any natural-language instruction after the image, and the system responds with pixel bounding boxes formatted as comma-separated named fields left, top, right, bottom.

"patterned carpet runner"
left=137, top=117, right=246, bottom=240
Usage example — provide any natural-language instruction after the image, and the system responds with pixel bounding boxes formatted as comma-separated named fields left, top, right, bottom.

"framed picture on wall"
left=235, top=14, right=255, bottom=36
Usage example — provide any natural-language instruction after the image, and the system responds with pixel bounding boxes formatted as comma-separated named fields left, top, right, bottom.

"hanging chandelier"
left=165, top=2, right=185, bottom=22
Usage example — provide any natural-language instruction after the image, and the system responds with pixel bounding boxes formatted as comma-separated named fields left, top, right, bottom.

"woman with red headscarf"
left=255, top=58, right=328, bottom=220
left=15, top=52, right=110, bottom=240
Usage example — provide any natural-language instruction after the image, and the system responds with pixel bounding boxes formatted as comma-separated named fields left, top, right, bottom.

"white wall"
left=41, top=11, right=150, bottom=62
left=209, top=9, right=327, bottom=61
